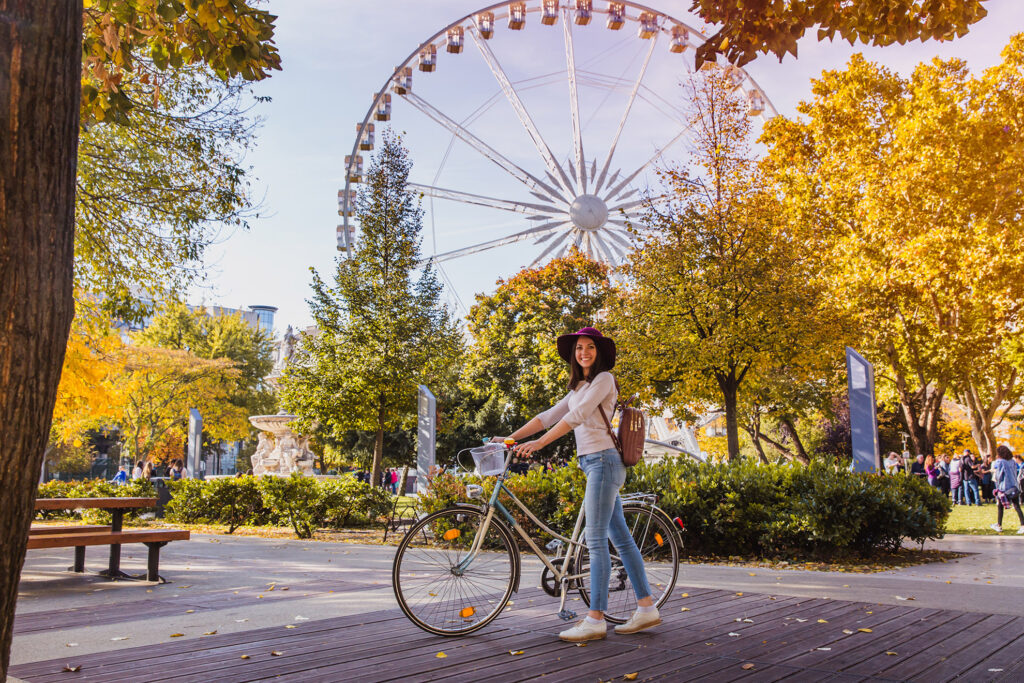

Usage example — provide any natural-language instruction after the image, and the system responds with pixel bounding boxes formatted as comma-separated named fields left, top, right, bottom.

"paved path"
left=9, top=534, right=1024, bottom=681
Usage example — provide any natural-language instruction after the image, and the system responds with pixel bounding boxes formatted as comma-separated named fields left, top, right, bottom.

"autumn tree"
left=138, top=302, right=275, bottom=418
left=458, top=249, right=613, bottom=459
left=0, top=3, right=279, bottom=674
left=279, top=132, right=463, bottom=488
left=116, top=345, right=250, bottom=464
left=615, top=70, right=843, bottom=462
left=761, top=37, right=1024, bottom=458
left=690, top=0, right=990, bottom=68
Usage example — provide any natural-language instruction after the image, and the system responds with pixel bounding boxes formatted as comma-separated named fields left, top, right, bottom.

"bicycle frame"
left=455, top=448, right=668, bottom=616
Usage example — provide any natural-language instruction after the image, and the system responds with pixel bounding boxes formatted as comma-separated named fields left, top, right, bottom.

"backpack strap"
left=597, top=404, right=623, bottom=457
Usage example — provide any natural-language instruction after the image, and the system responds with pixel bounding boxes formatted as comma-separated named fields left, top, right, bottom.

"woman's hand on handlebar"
left=513, top=440, right=543, bottom=457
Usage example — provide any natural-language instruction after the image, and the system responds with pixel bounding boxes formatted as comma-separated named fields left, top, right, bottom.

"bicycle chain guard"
left=540, top=557, right=568, bottom=597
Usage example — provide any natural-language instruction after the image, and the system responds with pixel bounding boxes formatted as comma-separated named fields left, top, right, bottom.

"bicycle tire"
left=574, top=503, right=680, bottom=623
left=392, top=506, right=518, bottom=636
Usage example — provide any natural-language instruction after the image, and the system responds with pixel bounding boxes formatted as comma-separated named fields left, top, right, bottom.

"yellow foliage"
left=936, top=419, right=974, bottom=456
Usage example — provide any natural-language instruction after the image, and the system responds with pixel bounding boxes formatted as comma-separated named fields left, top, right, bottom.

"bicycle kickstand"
left=556, top=583, right=577, bottom=622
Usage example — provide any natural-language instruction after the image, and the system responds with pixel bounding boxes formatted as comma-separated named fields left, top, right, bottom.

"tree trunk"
left=718, top=374, right=740, bottom=462
left=398, top=465, right=409, bottom=496
left=0, top=2, right=81, bottom=676
left=370, top=402, right=385, bottom=490
left=779, top=416, right=810, bottom=464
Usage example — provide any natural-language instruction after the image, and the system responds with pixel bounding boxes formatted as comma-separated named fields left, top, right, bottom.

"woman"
left=949, top=454, right=962, bottom=505
left=990, top=445, right=1024, bottom=534
left=141, top=461, right=154, bottom=481
left=169, top=459, right=184, bottom=481
left=978, top=455, right=994, bottom=503
left=924, top=455, right=941, bottom=489
left=502, top=327, right=657, bottom=643
left=131, top=460, right=144, bottom=480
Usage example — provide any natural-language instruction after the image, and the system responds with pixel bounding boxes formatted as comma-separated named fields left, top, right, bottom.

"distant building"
left=120, top=302, right=277, bottom=336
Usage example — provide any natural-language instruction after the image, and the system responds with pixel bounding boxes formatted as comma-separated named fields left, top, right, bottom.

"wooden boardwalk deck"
left=12, top=583, right=1024, bottom=682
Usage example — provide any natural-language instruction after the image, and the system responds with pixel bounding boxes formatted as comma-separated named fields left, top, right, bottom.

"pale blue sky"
left=193, top=0, right=1024, bottom=335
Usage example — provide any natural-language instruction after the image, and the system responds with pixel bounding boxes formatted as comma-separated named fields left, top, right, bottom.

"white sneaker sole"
left=615, top=617, right=662, bottom=635
left=559, top=630, right=607, bottom=642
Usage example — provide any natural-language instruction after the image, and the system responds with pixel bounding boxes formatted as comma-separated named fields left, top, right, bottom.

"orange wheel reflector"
left=460, top=606, right=476, bottom=618
left=654, top=533, right=664, bottom=546
left=443, top=528, right=461, bottom=541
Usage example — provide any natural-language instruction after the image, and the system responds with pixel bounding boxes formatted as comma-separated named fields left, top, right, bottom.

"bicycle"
left=391, top=440, right=682, bottom=636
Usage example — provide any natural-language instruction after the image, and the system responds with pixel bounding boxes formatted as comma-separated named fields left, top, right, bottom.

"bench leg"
left=99, top=544, right=132, bottom=580
left=71, top=546, right=85, bottom=573
left=144, top=542, right=169, bottom=583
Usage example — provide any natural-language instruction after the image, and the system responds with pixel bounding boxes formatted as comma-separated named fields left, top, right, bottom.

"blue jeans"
left=964, top=478, right=980, bottom=505
left=578, top=448, right=652, bottom=612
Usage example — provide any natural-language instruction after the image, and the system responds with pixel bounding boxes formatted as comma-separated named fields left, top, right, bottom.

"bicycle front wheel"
left=392, top=506, right=517, bottom=636
left=576, top=504, right=680, bottom=623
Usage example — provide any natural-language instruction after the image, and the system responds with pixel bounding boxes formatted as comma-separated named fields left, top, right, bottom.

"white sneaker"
left=990, top=523, right=1003, bottom=533
left=559, top=619, right=607, bottom=642
left=614, top=607, right=662, bottom=634
left=1016, top=527, right=1024, bottom=535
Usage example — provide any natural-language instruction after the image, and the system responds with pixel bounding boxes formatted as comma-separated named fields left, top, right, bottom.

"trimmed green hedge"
left=165, top=474, right=392, bottom=539
left=422, top=459, right=951, bottom=559
left=35, top=479, right=156, bottom=524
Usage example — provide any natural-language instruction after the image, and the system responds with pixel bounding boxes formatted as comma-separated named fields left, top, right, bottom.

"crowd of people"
left=884, top=445, right=1024, bottom=533
left=110, top=459, right=189, bottom=484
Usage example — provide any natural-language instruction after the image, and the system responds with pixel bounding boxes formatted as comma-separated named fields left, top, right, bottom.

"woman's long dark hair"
left=997, top=444, right=1013, bottom=460
left=567, top=338, right=611, bottom=391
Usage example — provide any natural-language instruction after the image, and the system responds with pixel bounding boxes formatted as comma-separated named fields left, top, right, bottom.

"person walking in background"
left=937, top=454, right=951, bottom=495
left=910, top=454, right=927, bottom=480
left=132, top=460, right=144, bottom=480
left=990, top=445, right=1024, bottom=534
left=950, top=453, right=963, bottom=505
left=925, top=456, right=941, bottom=489
left=141, top=461, right=154, bottom=481
left=169, top=459, right=185, bottom=480
left=962, top=449, right=981, bottom=506
left=979, top=455, right=994, bottom=503
left=111, top=466, right=129, bottom=486
left=884, top=452, right=901, bottom=475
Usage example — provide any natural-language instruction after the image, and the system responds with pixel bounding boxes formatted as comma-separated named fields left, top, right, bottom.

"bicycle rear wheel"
left=575, top=504, right=680, bottom=623
left=392, top=506, right=517, bottom=636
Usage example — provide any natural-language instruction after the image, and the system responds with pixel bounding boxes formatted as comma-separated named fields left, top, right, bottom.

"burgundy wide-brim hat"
left=557, top=327, right=616, bottom=369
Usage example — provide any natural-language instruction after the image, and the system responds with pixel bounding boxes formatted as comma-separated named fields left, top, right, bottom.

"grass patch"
left=944, top=502, right=1023, bottom=535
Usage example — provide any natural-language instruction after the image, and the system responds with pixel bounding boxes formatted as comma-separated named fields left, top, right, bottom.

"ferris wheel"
left=338, top=1, right=777, bottom=274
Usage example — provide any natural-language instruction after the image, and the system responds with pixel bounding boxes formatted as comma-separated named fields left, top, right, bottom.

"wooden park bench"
left=30, top=498, right=190, bottom=582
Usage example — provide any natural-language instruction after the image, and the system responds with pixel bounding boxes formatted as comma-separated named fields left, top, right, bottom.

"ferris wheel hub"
left=569, top=194, right=608, bottom=232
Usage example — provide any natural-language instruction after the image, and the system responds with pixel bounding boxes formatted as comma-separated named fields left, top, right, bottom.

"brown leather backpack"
left=598, top=388, right=646, bottom=467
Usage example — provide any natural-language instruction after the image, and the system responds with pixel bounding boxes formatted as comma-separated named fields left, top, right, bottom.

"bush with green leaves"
left=421, top=458, right=950, bottom=559
left=162, top=474, right=391, bottom=538
left=35, top=478, right=157, bottom=524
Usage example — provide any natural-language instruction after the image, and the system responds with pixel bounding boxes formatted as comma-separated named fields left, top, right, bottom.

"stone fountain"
left=248, top=412, right=316, bottom=476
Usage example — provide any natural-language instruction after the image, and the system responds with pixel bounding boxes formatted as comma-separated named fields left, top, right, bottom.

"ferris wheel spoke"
left=603, top=227, right=636, bottom=250
left=424, top=220, right=570, bottom=265
left=401, top=92, right=567, bottom=204
left=467, top=23, right=576, bottom=196
left=562, top=10, right=585, bottom=192
left=408, top=183, right=559, bottom=216
left=592, top=33, right=658, bottom=196
left=592, top=232, right=624, bottom=263
left=530, top=230, right=573, bottom=266
left=603, top=123, right=694, bottom=200
left=607, top=194, right=668, bottom=214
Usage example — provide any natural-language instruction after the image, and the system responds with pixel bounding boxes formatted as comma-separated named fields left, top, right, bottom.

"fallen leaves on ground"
left=624, top=673, right=639, bottom=680
left=741, top=663, right=755, bottom=670
left=817, top=619, right=828, bottom=623
left=842, top=629, right=854, bottom=635
left=680, top=593, right=689, bottom=598
left=202, top=631, right=217, bottom=636
left=270, top=651, right=283, bottom=656
left=885, top=651, right=898, bottom=656
left=680, top=607, right=691, bottom=612
left=859, top=628, right=873, bottom=633
left=509, top=650, right=524, bottom=655
left=294, top=616, right=309, bottom=621
left=436, top=652, right=447, bottom=659
left=895, top=595, right=915, bottom=601
left=240, top=655, right=250, bottom=660
left=110, top=636, right=129, bottom=641
left=169, top=633, right=184, bottom=638
left=285, top=625, right=297, bottom=629
left=817, top=647, right=831, bottom=651
left=184, top=610, right=194, bottom=614
left=62, top=664, right=82, bottom=672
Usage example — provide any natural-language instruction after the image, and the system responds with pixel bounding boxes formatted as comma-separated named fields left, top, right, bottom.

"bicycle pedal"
left=558, top=609, right=577, bottom=621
